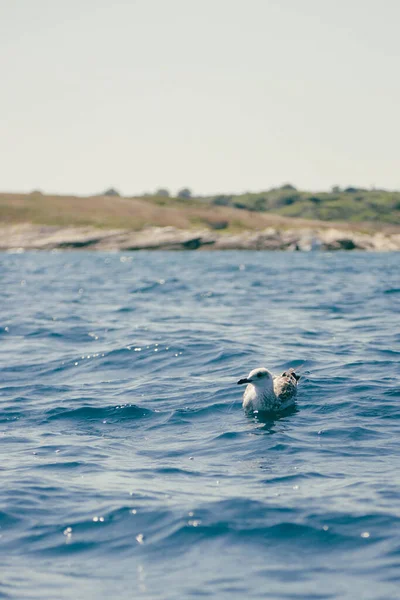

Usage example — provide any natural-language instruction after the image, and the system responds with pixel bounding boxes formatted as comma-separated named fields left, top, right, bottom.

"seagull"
left=237, top=367, right=300, bottom=413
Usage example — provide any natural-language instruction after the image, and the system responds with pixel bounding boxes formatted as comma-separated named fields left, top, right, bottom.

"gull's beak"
left=237, top=378, right=250, bottom=385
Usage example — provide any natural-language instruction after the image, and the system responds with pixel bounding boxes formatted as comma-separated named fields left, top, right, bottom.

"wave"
left=1, top=251, right=400, bottom=599
left=45, top=404, right=154, bottom=422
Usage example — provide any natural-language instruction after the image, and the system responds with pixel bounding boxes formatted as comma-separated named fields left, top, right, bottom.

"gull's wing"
left=273, top=369, right=300, bottom=405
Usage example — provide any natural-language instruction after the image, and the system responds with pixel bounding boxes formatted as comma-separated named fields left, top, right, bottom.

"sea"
left=1, top=251, right=399, bottom=600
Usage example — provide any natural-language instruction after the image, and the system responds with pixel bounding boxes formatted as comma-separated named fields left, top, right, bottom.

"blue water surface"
left=1, top=251, right=399, bottom=600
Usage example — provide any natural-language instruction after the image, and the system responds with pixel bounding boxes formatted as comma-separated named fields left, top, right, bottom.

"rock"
left=116, top=227, right=216, bottom=250
left=0, top=225, right=121, bottom=250
left=0, top=224, right=399, bottom=252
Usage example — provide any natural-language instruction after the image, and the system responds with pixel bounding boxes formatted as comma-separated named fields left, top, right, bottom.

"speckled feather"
left=273, top=368, right=300, bottom=406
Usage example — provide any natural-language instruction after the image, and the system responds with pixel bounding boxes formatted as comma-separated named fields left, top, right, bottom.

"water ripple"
left=0, top=251, right=399, bottom=599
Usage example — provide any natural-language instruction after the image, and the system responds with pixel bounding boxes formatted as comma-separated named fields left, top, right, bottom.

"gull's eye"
left=257, top=372, right=263, bottom=378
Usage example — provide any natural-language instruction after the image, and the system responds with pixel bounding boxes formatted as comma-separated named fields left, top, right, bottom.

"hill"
left=207, top=186, right=400, bottom=224
left=0, top=190, right=398, bottom=233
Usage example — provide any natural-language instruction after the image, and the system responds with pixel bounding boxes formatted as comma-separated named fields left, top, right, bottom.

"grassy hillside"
left=0, top=191, right=339, bottom=233
left=0, top=189, right=399, bottom=233
left=208, top=187, right=400, bottom=224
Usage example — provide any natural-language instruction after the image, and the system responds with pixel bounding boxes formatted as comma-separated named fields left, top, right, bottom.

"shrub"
left=155, top=188, right=170, bottom=197
left=177, top=188, right=192, bottom=199
left=103, top=188, right=120, bottom=197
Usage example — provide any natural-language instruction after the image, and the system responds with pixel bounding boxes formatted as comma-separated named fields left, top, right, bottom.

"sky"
left=1, top=0, right=399, bottom=196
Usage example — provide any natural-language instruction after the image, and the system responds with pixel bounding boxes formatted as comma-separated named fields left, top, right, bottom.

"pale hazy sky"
left=1, top=0, right=399, bottom=196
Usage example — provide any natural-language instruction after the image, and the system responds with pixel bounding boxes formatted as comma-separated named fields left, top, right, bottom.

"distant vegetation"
left=177, top=187, right=192, bottom=199
left=3, top=190, right=393, bottom=234
left=102, top=188, right=120, bottom=197
left=0, top=185, right=399, bottom=232
left=207, top=185, right=400, bottom=224
left=154, top=188, right=170, bottom=197
left=0, top=191, right=304, bottom=232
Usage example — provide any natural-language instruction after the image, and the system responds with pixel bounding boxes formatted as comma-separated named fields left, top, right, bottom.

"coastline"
left=1, top=223, right=399, bottom=251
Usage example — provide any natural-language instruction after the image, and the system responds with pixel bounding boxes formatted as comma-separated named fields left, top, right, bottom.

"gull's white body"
left=239, top=367, right=300, bottom=413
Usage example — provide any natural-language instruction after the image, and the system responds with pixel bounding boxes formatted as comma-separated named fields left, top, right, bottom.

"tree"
left=103, top=187, right=120, bottom=197
left=177, top=187, right=192, bottom=199
left=155, top=188, right=170, bottom=197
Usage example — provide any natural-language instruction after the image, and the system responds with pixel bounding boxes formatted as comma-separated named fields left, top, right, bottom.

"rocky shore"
left=1, top=224, right=399, bottom=252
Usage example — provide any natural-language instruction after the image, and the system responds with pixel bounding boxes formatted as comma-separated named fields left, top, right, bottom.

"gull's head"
left=237, top=367, right=273, bottom=389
